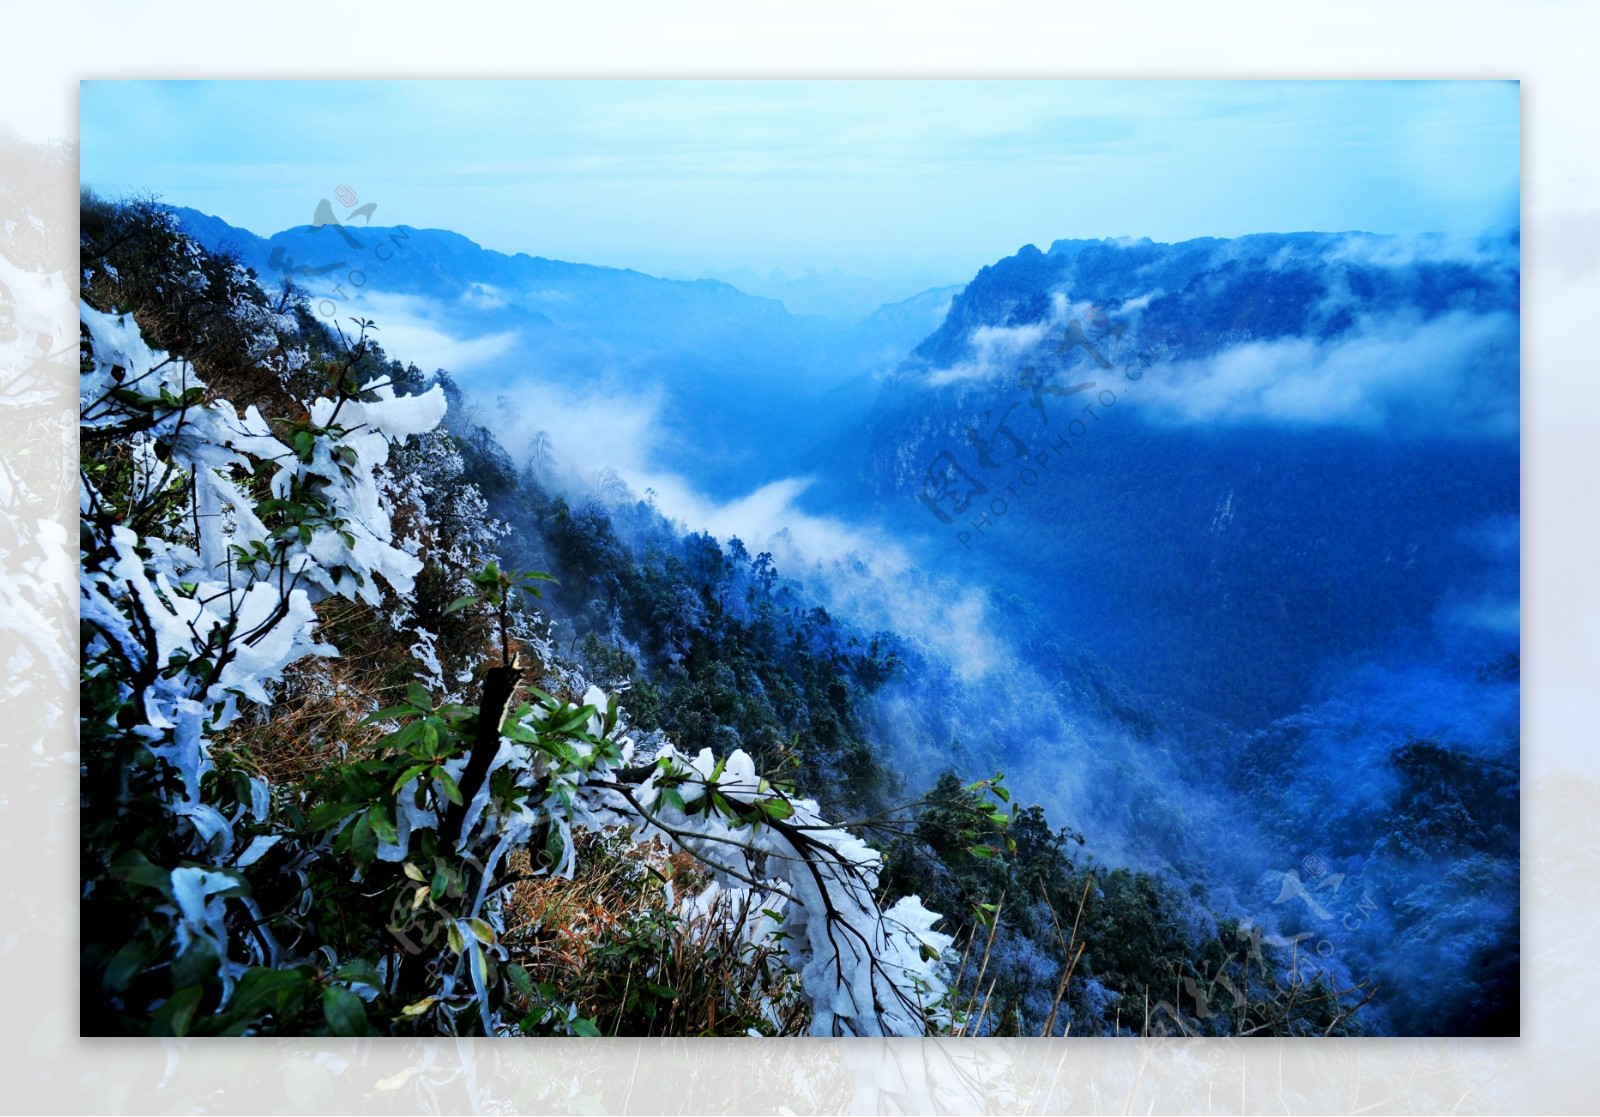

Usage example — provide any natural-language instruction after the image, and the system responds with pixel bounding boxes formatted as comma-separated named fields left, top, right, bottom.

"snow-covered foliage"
left=561, top=728, right=955, bottom=1036
left=78, top=286, right=967, bottom=1037
left=379, top=427, right=506, bottom=694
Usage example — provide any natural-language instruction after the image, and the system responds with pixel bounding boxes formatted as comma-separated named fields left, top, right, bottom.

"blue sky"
left=80, top=80, right=1520, bottom=285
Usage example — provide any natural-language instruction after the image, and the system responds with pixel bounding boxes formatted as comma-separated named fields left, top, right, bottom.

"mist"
left=169, top=204, right=1522, bottom=1035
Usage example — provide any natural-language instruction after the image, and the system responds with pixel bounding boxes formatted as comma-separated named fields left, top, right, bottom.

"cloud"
left=327, top=289, right=521, bottom=373
left=1445, top=597, right=1521, bottom=636
left=924, top=292, right=1082, bottom=387
left=477, top=379, right=1018, bottom=682
left=1136, top=308, right=1519, bottom=436
left=480, top=380, right=895, bottom=564
left=458, top=282, right=508, bottom=310
left=1321, top=231, right=1517, bottom=271
left=826, top=568, right=1014, bottom=683
left=1466, top=514, right=1520, bottom=560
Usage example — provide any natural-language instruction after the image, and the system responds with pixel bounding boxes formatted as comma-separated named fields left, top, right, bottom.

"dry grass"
left=212, top=658, right=383, bottom=786
left=212, top=596, right=423, bottom=785
left=500, top=830, right=808, bottom=1037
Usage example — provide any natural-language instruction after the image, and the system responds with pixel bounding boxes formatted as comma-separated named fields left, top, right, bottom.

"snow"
left=80, top=296, right=955, bottom=1038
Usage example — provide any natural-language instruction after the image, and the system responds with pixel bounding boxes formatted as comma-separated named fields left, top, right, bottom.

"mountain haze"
left=172, top=205, right=1521, bottom=1035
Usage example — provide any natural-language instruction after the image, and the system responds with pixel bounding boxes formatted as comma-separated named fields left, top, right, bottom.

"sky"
left=79, top=80, right=1520, bottom=287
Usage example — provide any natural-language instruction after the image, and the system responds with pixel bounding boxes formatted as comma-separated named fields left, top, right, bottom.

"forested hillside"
left=81, top=195, right=1400, bottom=1038
left=847, top=232, right=1521, bottom=1036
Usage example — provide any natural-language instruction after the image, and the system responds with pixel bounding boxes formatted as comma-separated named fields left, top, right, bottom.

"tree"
left=76, top=223, right=983, bottom=1035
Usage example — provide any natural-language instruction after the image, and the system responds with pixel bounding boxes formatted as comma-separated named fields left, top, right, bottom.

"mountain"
left=686, top=263, right=961, bottom=319
left=181, top=207, right=1520, bottom=729
left=117, top=198, right=1522, bottom=1036
left=172, top=207, right=954, bottom=501
left=840, top=232, right=1520, bottom=724
left=831, top=231, right=1520, bottom=1036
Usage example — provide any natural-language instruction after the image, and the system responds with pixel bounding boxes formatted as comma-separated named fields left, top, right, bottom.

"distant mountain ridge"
left=175, top=207, right=1520, bottom=729
left=686, top=262, right=964, bottom=319
left=835, top=230, right=1521, bottom=722
left=912, top=231, right=1519, bottom=368
left=172, top=206, right=959, bottom=500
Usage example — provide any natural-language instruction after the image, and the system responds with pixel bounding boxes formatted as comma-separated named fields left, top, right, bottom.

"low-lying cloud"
left=923, top=293, right=1077, bottom=387
left=477, top=378, right=1018, bottom=682
left=1138, top=308, right=1518, bottom=436
left=330, top=289, right=522, bottom=374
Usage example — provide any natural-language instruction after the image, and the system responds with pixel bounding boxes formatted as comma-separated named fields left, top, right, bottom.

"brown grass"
left=500, top=830, right=808, bottom=1037
left=211, top=595, right=424, bottom=785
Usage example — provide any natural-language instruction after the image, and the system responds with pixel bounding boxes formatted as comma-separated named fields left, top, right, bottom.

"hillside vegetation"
left=80, top=195, right=1377, bottom=1037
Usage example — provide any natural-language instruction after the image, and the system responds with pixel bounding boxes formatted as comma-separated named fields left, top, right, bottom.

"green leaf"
left=405, top=683, right=433, bottom=711
left=759, top=796, right=794, bottom=821
left=549, top=705, right=596, bottom=734
left=151, top=984, right=205, bottom=1037
left=364, top=705, right=417, bottom=724
left=393, top=764, right=431, bottom=793
left=223, top=966, right=309, bottom=1026
left=436, top=768, right=464, bottom=806
left=306, top=800, right=364, bottom=832
left=367, top=807, right=399, bottom=846
left=339, top=764, right=378, bottom=800
left=506, top=962, right=534, bottom=998
left=350, top=814, right=378, bottom=867
left=337, top=958, right=383, bottom=987
left=322, top=985, right=369, bottom=1036
left=543, top=824, right=567, bottom=869
left=967, top=844, right=997, bottom=859
left=525, top=686, right=560, bottom=709
left=101, top=935, right=163, bottom=995
left=110, top=851, right=176, bottom=897
left=443, top=594, right=477, bottom=615
left=571, top=1017, right=602, bottom=1038
left=503, top=719, right=538, bottom=744
left=466, top=918, right=497, bottom=946
left=111, top=386, right=158, bottom=408
left=446, top=921, right=465, bottom=955
left=171, top=935, right=222, bottom=992
left=392, top=721, right=424, bottom=751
